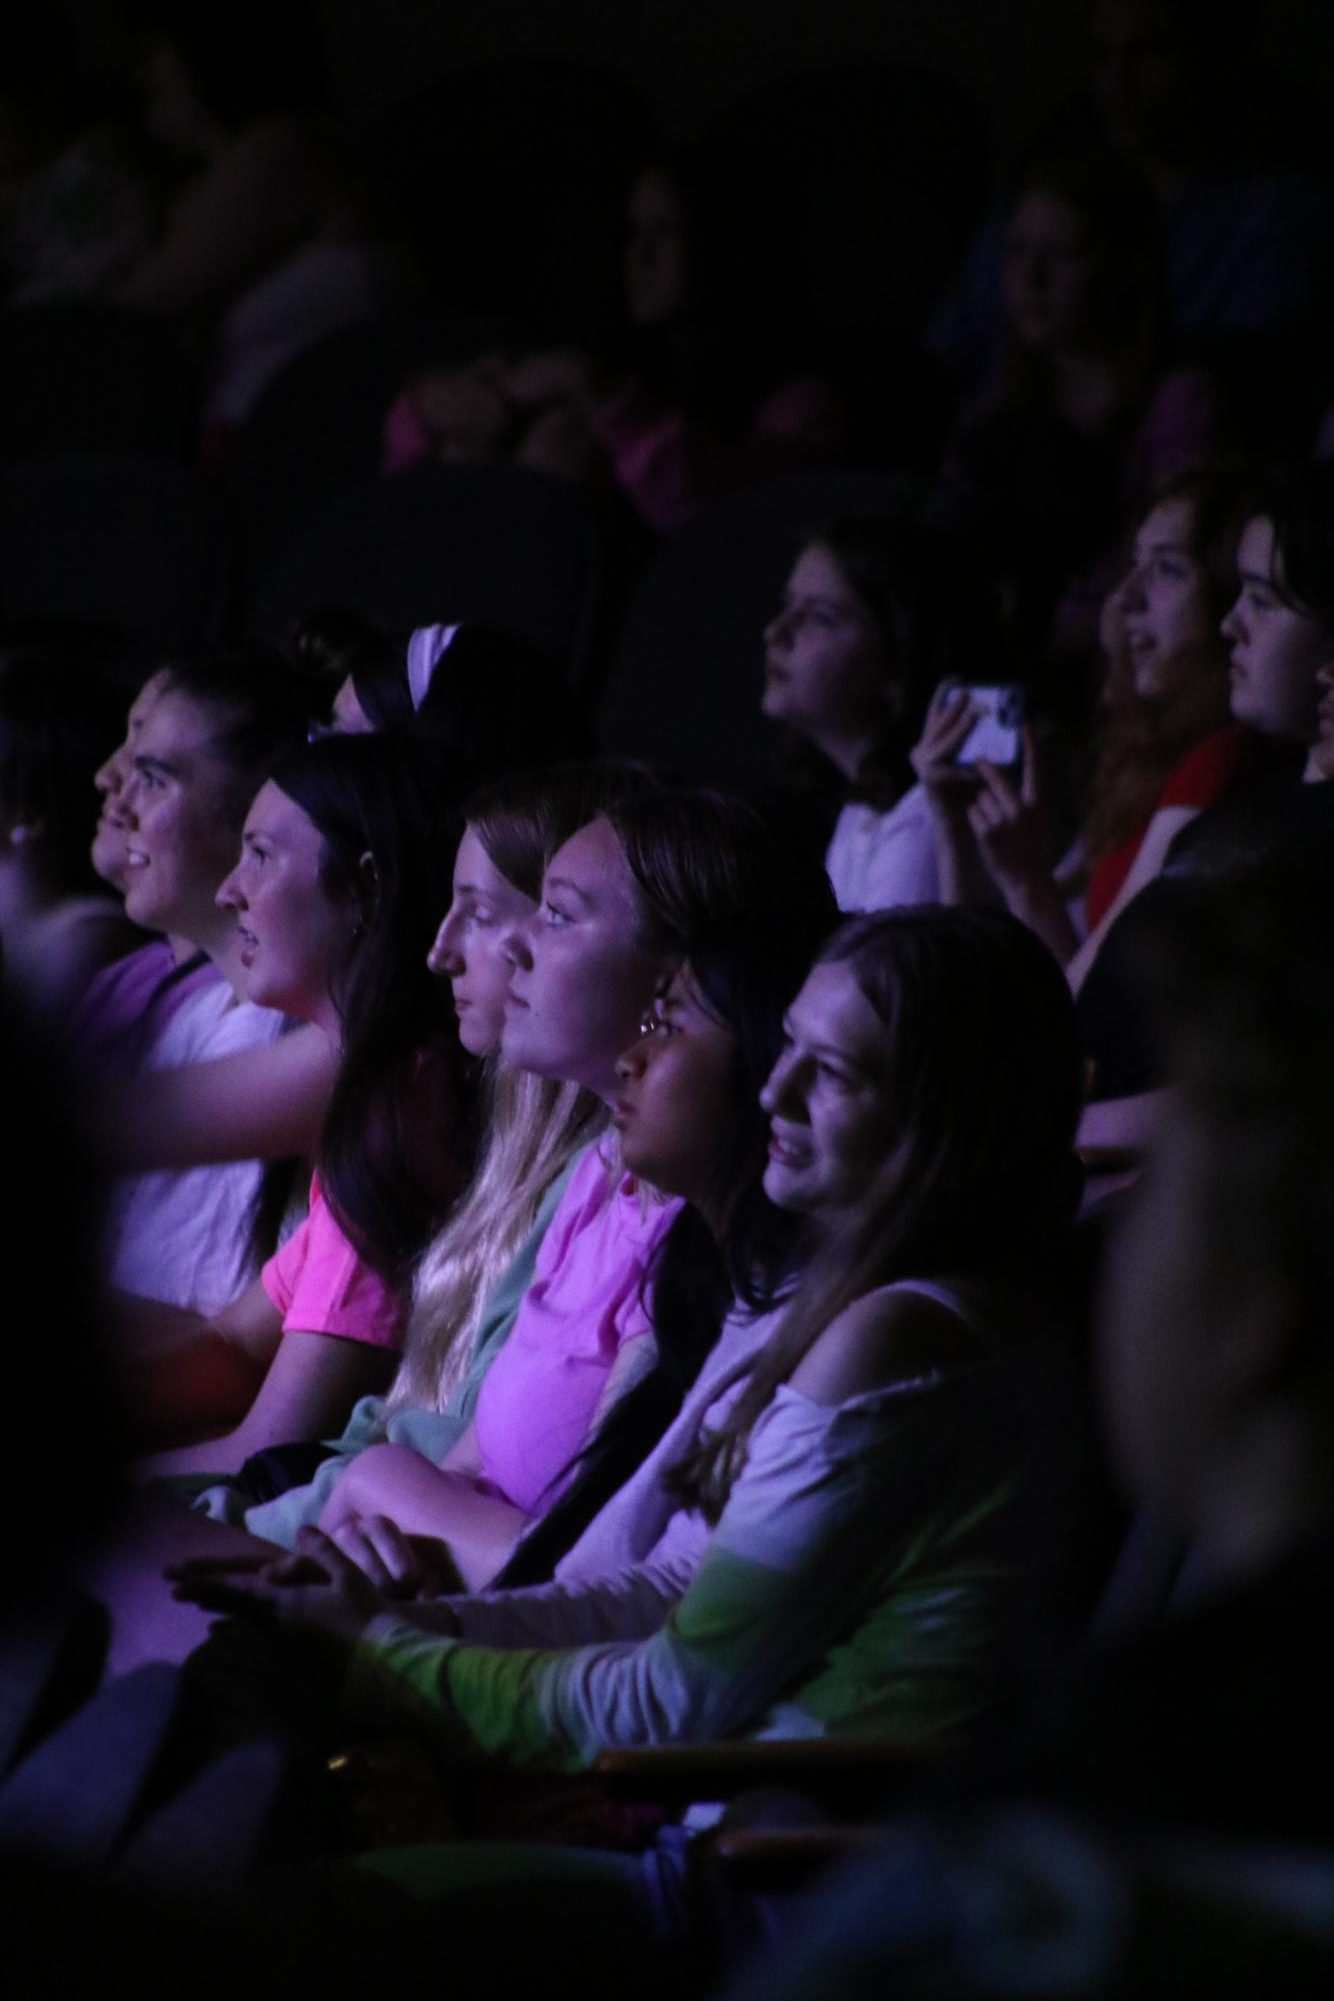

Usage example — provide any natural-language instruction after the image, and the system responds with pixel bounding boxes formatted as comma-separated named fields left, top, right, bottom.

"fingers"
left=913, top=686, right=980, bottom=788
left=1019, top=725, right=1041, bottom=805
left=321, top=1518, right=409, bottom=1596
left=972, top=759, right=1021, bottom=810
left=164, top=1554, right=270, bottom=1583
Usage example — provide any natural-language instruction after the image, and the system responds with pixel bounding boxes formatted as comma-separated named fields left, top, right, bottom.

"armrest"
left=591, top=1738, right=931, bottom=1809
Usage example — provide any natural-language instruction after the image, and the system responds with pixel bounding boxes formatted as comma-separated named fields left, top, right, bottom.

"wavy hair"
left=266, top=734, right=467, bottom=1287
left=1084, top=462, right=1246, bottom=864
left=388, top=763, right=667, bottom=1412
left=672, top=905, right=1085, bottom=1520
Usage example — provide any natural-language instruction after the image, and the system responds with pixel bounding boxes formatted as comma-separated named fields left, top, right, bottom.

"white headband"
left=406, top=623, right=459, bottom=712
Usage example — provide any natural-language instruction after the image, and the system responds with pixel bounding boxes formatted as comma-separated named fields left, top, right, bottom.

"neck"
left=1186, top=1413, right=1328, bottom=1597
left=810, top=726, right=878, bottom=785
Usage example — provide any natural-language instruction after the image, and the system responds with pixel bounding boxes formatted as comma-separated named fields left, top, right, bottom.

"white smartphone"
left=951, top=684, right=1025, bottom=768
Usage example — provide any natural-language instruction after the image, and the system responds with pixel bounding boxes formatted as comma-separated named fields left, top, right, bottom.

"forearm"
left=994, top=871, right=1081, bottom=965
left=95, top=1025, right=335, bottom=1168
left=122, top=1311, right=267, bottom=1448
left=927, top=801, right=998, bottom=908
left=321, top=1447, right=529, bottom=1592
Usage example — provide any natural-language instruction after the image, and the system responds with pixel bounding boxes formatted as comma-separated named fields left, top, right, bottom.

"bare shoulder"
left=790, top=1288, right=981, bottom=1406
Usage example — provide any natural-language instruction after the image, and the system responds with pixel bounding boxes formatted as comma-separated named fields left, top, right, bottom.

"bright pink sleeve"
left=260, top=1179, right=403, bottom=1349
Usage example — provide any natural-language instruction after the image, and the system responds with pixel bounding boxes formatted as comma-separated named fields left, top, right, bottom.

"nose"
left=1220, top=594, right=1244, bottom=643
left=764, top=605, right=791, bottom=651
left=614, top=1024, right=653, bottom=1085
left=759, top=1044, right=800, bottom=1117
left=427, top=908, right=463, bottom=977
left=94, top=744, right=128, bottom=797
left=215, top=860, right=246, bottom=912
left=507, top=919, right=536, bottom=973
left=1120, top=562, right=1148, bottom=615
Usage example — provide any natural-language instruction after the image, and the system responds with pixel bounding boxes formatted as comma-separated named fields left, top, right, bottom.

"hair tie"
left=406, top=623, right=460, bottom=712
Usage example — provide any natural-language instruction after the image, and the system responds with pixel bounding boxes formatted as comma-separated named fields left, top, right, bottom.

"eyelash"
left=543, top=901, right=571, bottom=927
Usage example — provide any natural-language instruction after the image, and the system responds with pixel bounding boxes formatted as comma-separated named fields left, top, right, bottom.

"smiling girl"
left=125, top=733, right=463, bottom=1472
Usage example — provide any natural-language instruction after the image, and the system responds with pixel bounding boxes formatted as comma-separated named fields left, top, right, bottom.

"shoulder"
left=790, top=1285, right=982, bottom=1406
left=1159, top=726, right=1251, bottom=809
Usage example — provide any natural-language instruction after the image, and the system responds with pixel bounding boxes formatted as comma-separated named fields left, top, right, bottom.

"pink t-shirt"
left=261, top=1176, right=403, bottom=1349
left=471, top=1140, right=683, bottom=1513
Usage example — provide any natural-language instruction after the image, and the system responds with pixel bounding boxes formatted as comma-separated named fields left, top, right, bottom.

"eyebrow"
left=785, top=590, right=854, bottom=614
left=782, top=1012, right=861, bottom=1068
left=543, top=873, right=594, bottom=905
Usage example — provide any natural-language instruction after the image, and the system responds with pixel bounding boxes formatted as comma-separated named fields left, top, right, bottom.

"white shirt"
left=105, top=975, right=288, bottom=1313
left=824, top=783, right=939, bottom=913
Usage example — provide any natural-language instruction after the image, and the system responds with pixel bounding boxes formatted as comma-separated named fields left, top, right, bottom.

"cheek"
left=466, top=937, right=515, bottom=1023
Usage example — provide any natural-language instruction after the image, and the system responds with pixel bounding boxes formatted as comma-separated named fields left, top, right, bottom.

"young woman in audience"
left=125, top=731, right=463, bottom=1470
left=1076, top=459, right=1334, bottom=1151
left=935, top=145, right=1218, bottom=637
left=0, top=648, right=140, bottom=1020
left=177, top=905, right=1088, bottom=1784
left=914, top=465, right=1251, bottom=978
left=762, top=514, right=997, bottom=913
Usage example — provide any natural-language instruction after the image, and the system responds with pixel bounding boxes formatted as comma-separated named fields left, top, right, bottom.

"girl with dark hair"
left=176, top=906, right=1088, bottom=1781
left=127, top=732, right=464, bottom=1475
left=762, top=515, right=999, bottom=914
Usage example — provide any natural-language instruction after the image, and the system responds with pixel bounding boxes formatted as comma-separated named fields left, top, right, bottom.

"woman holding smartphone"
left=761, top=515, right=997, bottom=914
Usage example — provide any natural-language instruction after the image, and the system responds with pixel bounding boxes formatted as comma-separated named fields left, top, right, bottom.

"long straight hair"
left=388, top=763, right=666, bottom=1412
left=266, top=734, right=467, bottom=1286
left=672, top=906, right=1086, bottom=1521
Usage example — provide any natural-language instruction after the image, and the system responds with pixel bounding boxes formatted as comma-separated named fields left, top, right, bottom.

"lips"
left=611, top=1096, right=637, bottom=1129
left=237, top=925, right=258, bottom=968
left=766, top=1129, right=809, bottom=1167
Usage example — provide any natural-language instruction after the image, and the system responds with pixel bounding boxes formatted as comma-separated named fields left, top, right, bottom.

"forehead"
left=134, top=688, right=225, bottom=768
left=1136, top=497, right=1195, bottom=551
left=454, top=825, right=532, bottom=903
left=790, top=959, right=887, bottom=1067
left=545, top=816, right=634, bottom=895
left=244, top=779, right=316, bottom=844
left=789, top=544, right=859, bottom=602
left=1237, top=515, right=1277, bottom=572
left=332, top=676, right=374, bottom=734
left=128, top=666, right=171, bottom=729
